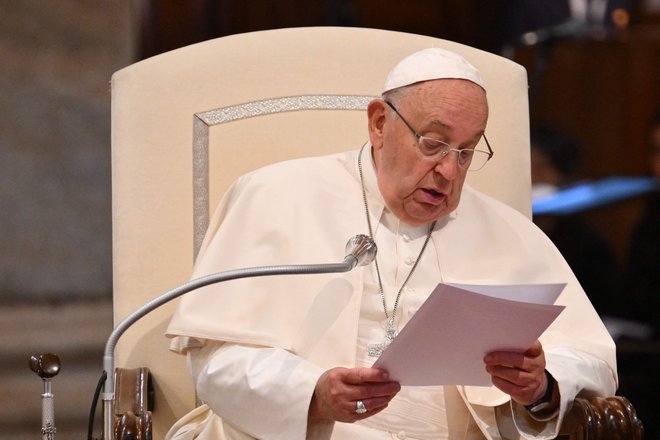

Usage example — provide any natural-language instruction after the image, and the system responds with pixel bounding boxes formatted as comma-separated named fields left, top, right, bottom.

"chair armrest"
left=110, top=368, right=645, bottom=440
left=113, top=367, right=154, bottom=440
left=558, top=396, right=644, bottom=439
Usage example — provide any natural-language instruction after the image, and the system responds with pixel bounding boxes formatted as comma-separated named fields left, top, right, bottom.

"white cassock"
left=165, top=147, right=617, bottom=440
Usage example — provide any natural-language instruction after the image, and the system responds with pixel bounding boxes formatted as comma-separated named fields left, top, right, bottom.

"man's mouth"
left=420, top=188, right=446, bottom=203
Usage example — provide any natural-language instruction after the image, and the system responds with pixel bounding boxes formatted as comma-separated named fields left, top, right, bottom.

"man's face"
left=368, top=79, right=489, bottom=226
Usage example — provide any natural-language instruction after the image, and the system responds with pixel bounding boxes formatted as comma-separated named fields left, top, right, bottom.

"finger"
left=343, top=367, right=391, bottom=385
left=358, top=403, right=387, bottom=418
left=359, top=394, right=397, bottom=412
left=313, top=368, right=401, bottom=423
left=524, top=340, right=543, bottom=357
left=491, top=375, right=529, bottom=398
left=325, top=369, right=399, bottom=403
left=486, top=361, right=547, bottom=404
left=485, top=340, right=545, bottom=369
left=351, top=400, right=389, bottom=421
left=490, top=372, right=547, bottom=405
left=486, top=364, right=536, bottom=386
left=357, top=380, right=402, bottom=401
left=484, top=351, right=527, bottom=369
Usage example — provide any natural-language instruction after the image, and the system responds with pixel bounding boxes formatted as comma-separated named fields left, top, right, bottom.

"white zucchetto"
left=383, top=47, right=485, bottom=94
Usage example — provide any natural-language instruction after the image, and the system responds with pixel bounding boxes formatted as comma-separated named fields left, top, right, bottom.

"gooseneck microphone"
left=101, top=234, right=376, bottom=439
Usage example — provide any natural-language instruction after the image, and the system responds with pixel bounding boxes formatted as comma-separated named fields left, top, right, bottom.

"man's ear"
left=367, top=99, right=387, bottom=150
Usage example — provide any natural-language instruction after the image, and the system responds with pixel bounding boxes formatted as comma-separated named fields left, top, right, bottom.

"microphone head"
left=29, top=353, right=61, bottom=379
left=345, top=235, right=377, bottom=266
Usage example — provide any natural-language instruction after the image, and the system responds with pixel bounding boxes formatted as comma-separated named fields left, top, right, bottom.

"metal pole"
left=30, top=353, right=61, bottom=440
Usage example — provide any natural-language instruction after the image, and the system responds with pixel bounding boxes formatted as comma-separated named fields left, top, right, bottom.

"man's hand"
left=484, top=340, right=549, bottom=406
left=309, top=367, right=401, bottom=423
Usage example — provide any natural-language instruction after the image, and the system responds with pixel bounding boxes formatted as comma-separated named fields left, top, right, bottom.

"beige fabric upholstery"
left=111, top=27, right=530, bottom=437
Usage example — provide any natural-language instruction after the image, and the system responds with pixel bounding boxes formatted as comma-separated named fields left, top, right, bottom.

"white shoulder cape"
left=166, top=149, right=616, bottom=410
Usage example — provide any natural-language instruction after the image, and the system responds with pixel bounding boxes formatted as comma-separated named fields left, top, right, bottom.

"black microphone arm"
left=101, top=234, right=376, bottom=439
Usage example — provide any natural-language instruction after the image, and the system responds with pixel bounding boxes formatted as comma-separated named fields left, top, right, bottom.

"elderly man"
left=166, top=48, right=616, bottom=439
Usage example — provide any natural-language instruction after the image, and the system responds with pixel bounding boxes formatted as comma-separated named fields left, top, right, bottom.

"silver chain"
left=357, top=144, right=436, bottom=331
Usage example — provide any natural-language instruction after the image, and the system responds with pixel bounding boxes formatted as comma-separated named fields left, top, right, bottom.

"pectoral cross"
left=367, top=318, right=398, bottom=357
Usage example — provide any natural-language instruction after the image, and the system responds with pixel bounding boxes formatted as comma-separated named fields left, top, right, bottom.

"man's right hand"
left=308, top=367, right=401, bottom=423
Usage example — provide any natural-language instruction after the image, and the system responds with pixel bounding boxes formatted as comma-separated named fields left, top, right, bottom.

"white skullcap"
left=382, top=47, right=485, bottom=94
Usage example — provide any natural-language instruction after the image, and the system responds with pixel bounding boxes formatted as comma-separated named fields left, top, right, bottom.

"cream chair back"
left=111, top=27, right=530, bottom=437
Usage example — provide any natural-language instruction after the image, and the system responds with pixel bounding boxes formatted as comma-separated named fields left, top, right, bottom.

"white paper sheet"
left=372, top=283, right=566, bottom=386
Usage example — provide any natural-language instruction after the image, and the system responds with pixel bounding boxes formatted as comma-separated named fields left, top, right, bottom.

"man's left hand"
left=483, top=340, right=548, bottom=405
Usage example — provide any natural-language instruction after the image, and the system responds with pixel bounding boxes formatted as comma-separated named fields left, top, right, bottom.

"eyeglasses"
left=385, top=101, right=494, bottom=171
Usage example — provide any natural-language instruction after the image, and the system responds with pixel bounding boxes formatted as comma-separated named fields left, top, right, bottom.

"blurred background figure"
left=530, top=125, right=623, bottom=321
left=530, top=122, right=659, bottom=439
left=624, top=110, right=660, bottom=338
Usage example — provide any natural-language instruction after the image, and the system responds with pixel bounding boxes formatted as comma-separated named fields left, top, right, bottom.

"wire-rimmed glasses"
left=385, top=101, right=494, bottom=171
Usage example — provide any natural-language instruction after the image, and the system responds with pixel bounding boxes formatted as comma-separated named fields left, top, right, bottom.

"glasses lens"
left=418, top=137, right=451, bottom=159
left=467, top=149, right=490, bottom=171
left=417, top=137, right=491, bottom=171
left=457, top=150, right=473, bottom=168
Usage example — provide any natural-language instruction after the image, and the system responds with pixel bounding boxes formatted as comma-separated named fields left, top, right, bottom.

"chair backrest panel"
left=196, top=95, right=373, bottom=253
left=111, top=27, right=530, bottom=437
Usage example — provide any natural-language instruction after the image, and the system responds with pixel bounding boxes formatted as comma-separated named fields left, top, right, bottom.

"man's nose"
left=433, top=151, right=460, bottom=179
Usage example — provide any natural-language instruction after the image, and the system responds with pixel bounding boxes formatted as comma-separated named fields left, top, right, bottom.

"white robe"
left=166, top=148, right=617, bottom=440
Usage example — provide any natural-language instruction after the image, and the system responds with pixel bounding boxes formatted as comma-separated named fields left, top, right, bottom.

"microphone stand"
left=101, top=235, right=376, bottom=439
left=30, top=353, right=61, bottom=440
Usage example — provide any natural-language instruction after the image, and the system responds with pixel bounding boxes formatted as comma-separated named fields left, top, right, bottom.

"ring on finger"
left=355, top=400, right=367, bottom=415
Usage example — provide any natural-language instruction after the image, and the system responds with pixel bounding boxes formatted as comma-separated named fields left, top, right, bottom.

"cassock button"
left=404, top=257, right=415, bottom=266
left=397, top=431, right=407, bottom=439
left=401, top=233, right=411, bottom=242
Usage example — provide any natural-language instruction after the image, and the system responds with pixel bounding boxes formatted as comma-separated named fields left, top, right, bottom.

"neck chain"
left=357, top=145, right=436, bottom=357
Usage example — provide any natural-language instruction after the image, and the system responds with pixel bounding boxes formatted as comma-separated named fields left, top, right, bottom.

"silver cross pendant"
left=367, top=319, right=398, bottom=357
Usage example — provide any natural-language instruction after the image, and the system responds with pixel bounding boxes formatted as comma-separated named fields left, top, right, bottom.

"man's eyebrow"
left=430, top=119, right=451, bottom=130
left=429, top=119, right=485, bottom=144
